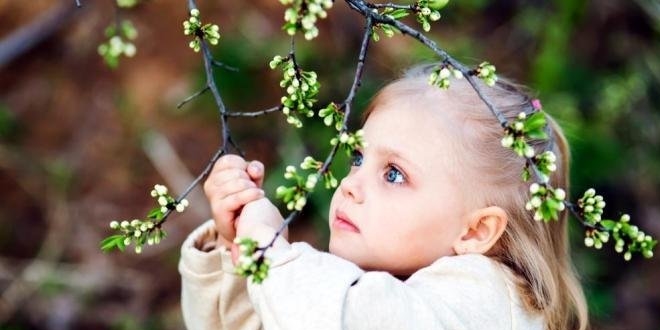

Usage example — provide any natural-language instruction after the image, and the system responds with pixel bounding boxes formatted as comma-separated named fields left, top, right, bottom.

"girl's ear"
left=452, top=206, right=508, bottom=255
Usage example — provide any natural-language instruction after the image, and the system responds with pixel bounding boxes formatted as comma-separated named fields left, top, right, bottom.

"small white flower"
left=529, top=183, right=540, bottom=194
left=439, top=67, right=451, bottom=79
left=584, top=237, right=594, bottom=247
left=294, top=196, right=307, bottom=211
left=154, top=184, right=168, bottom=195
left=554, top=188, right=566, bottom=200
left=158, top=196, right=168, bottom=206
left=110, top=221, right=119, bottom=229
left=176, top=203, right=185, bottom=212
left=181, top=199, right=189, bottom=207
left=501, top=135, right=514, bottom=148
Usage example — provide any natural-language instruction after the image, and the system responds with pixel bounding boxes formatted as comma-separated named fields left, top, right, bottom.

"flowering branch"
left=98, top=0, right=655, bottom=283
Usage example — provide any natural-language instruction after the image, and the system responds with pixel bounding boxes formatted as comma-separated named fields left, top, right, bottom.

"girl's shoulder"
left=406, top=254, right=544, bottom=329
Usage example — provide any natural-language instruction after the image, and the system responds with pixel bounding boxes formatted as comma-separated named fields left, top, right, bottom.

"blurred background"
left=0, top=0, right=659, bottom=329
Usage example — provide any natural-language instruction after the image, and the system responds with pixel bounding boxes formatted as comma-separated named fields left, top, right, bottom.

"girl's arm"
left=179, top=220, right=262, bottom=330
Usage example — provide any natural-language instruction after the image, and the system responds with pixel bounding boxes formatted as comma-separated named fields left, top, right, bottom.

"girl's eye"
left=351, top=150, right=363, bottom=167
left=385, top=166, right=405, bottom=184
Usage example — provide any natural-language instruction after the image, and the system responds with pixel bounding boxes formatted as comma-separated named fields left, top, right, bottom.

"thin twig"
left=367, top=3, right=414, bottom=10
left=212, top=59, right=239, bottom=72
left=225, top=106, right=282, bottom=117
left=177, top=87, right=210, bottom=109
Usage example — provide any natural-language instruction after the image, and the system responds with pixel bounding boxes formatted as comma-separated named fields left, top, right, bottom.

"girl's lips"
left=333, top=210, right=360, bottom=233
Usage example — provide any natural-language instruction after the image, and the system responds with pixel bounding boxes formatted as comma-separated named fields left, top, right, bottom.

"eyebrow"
left=371, top=145, right=422, bottom=174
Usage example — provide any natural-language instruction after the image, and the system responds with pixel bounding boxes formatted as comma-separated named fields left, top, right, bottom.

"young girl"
left=179, top=65, right=588, bottom=330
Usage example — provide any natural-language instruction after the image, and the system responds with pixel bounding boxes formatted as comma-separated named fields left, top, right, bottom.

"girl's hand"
left=236, top=198, right=286, bottom=240
left=203, top=154, right=265, bottom=248
left=232, top=198, right=289, bottom=264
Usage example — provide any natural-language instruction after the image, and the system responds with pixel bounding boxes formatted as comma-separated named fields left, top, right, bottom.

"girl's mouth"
left=333, top=210, right=360, bottom=233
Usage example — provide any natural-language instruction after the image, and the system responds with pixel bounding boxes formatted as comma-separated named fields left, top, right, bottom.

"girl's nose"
left=339, top=172, right=364, bottom=203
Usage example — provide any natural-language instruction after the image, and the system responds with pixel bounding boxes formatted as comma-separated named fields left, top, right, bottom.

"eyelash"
left=350, top=150, right=406, bottom=185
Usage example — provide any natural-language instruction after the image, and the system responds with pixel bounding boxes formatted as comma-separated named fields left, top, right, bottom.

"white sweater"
left=179, top=220, right=544, bottom=330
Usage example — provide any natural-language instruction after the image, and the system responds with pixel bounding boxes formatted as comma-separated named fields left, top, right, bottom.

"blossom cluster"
left=98, top=20, right=138, bottom=68
left=183, top=9, right=220, bottom=52
left=428, top=63, right=463, bottom=89
left=234, top=237, right=271, bottom=284
left=280, top=0, right=333, bottom=40
left=578, top=189, right=656, bottom=260
left=318, top=102, right=344, bottom=132
left=415, top=0, right=445, bottom=32
left=330, top=129, right=366, bottom=155
left=525, top=183, right=566, bottom=222
left=476, top=61, right=497, bottom=86
left=270, top=55, right=320, bottom=128
left=500, top=111, right=547, bottom=159
left=101, top=184, right=187, bottom=253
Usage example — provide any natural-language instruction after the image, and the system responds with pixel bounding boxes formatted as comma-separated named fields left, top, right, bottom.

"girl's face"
left=328, top=95, right=470, bottom=275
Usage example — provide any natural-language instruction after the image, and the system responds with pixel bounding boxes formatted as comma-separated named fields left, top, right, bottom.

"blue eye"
left=385, top=166, right=405, bottom=184
left=351, top=150, right=363, bottom=167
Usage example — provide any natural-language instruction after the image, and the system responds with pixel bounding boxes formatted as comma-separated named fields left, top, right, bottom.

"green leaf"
left=526, top=128, right=548, bottom=140
left=600, top=220, right=616, bottom=230
left=147, top=207, right=161, bottom=219
left=100, top=234, right=125, bottom=252
left=385, top=8, right=410, bottom=20
left=524, top=112, right=546, bottom=132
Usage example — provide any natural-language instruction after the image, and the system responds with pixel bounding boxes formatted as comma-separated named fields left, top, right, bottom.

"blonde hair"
left=363, top=65, right=588, bottom=330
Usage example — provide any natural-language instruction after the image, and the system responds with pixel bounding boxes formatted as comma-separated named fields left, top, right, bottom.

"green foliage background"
left=0, top=0, right=658, bottom=329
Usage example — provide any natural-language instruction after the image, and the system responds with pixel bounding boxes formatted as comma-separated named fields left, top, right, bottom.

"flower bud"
left=584, top=237, right=594, bottom=247
left=554, top=188, right=566, bottom=200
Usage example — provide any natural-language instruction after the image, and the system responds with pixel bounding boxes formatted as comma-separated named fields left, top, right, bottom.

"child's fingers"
left=212, top=154, right=248, bottom=173
left=215, top=187, right=264, bottom=213
left=214, top=179, right=259, bottom=202
left=247, top=160, right=265, bottom=187
left=204, top=168, right=251, bottom=198
left=212, top=187, right=264, bottom=241
left=230, top=243, right=240, bottom=265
